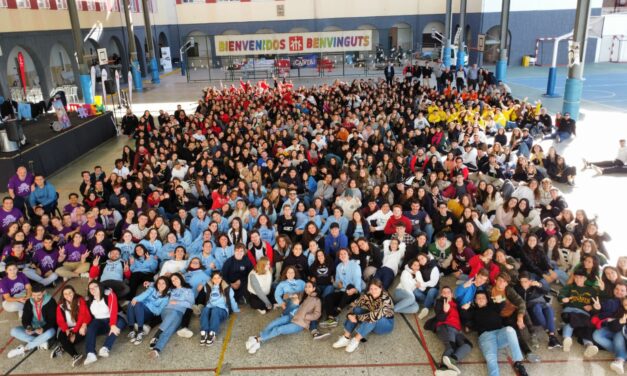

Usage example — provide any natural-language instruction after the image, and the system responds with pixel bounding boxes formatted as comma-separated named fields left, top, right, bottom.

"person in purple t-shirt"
left=79, top=211, right=104, bottom=241
left=0, top=262, right=32, bottom=317
left=23, top=236, right=61, bottom=287
left=55, top=233, right=90, bottom=280
left=7, top=166, right=34, bottom=213
left=0, top=197, right=23, bottom=234
left=63, top=193, right=81, bottom=215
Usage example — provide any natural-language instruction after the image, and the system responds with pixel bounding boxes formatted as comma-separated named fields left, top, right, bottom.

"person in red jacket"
left=53, top=285, right=92, bottom=366
left=247, top=230, right=274, bottom=267
left=383, top=205, right=413, bottom=235
left=82, top=281, right=127, bottom=366
left=425, top=286, right=472, bottom=374
left=468, top=248, right=500, bottom=285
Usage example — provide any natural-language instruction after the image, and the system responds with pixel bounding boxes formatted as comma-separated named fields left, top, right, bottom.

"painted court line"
left=215, top=314, right=236, bottom=376
left=413, top=314, right=437, bottom=373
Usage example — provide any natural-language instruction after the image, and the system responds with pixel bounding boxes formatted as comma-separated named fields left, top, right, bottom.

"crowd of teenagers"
left=1, top=67, right=626, bottom=376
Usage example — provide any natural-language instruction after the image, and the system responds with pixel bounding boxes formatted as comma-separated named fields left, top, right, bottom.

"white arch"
left=289, top=27, right=309, bottom=33
left=256, top=28, right=275, bottom=35
left=222, top=29, right=241, bottom=36
left=323, top=26, right=342, bottom=32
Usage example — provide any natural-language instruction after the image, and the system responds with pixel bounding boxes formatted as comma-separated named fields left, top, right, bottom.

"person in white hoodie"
left=366, top=203, right=392, bottom=242
left=373, top=238, right=406, bottom=290
left=393, top=258, right=421, bottom=314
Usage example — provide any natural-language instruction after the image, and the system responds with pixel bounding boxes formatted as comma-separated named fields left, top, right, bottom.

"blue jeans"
left=373, top=267, right=395, bottom=290
left=593, top=327, right=626, bottom=360
left=546, top=131, right=572, bottom=143
left=529, top=303, right=556, bottom=333
left=393, top=289, right=419, bottom=314
left=10, top=327, right=56, bottom=350
left=200, top=306, right=228, bottom=333
left=320, top=284, right=334, bottom=298
left=85, top=316, right=127, bottom=353
left=22, top=267, right=58, bottom=287
left=528, top=272, right=551, bottom=292
left=549, top=262, right=569, bottom=286
left=414, top=288, right=438, bottom=309
left=478, top=326, right=524, bottom=376
left=344, top=307, right=394, bottom=339
left=127, top=302, right=156, bottom=328
left=259, top=313, right=303, bottom=342
left=517, top=142, right=530, bottom=158
left=155, top=308, right=184, bottom=352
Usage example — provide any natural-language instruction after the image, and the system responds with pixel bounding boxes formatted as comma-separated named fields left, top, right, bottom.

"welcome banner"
left=215, top=30, right=373, bottom=56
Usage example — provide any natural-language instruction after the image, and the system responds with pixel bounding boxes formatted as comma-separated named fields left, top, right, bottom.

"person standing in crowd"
left=384, top=62, right=395, bottom=86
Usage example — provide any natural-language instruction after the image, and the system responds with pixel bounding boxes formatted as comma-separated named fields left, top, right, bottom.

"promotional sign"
left=477, top=34, right=486, bottom=52
left=215, top=30, right=373, bottom=56
left=90, top=66, right=96, bottom=104
left=115, top=69, right=121, bottom=105
left=568, top=41, right=581, bottom=67
left=101, top=68, right=108, bottom=107
left=52, top=99, right=71, bottom=130
left=17, top=52, right=27, bottom=96
left=127, top=71, right=133, bottom=108
left=97, top=48, right=108, bottom=65
left=291, top=54, right=318, bottom=68
left=160, top=47, right=172, bottom=72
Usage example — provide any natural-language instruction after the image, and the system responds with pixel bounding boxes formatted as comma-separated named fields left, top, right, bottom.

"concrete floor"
left=1, top=64, right=626, bottom=376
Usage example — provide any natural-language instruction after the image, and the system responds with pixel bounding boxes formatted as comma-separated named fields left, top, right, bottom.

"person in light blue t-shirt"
left=198, top=271, right=239, bottom=346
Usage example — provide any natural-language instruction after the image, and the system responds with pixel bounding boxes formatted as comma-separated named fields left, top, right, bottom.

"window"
left=37, top=0, right=50, bottom=8
left=56, top=0, right=67, bottom=9
left=16, top=0, right=31, bottom=8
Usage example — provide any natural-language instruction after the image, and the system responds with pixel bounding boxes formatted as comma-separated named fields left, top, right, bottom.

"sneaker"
left=149, top=335, right=159, bottom=349
left=548, top=335, right=562, bottom=349
left=346, top=337, right=360, bottom=353
left=50, top=344, right=63, bottom=359
left=128, top=330, right=137, bottom=341
left=593, top=165, right=603, bottom=176
left=583, top=344, right=599, bottom=358
left=319, top=318, right=338, bottom=328
left=80, top=272, right=90, bottom=279
left=38, top=341, right=49, bottom=350
left=248, top=338, right=261, bottom=354
left=177, top=327, right=193, bottom=338
left=257, top=309, right=267, bottom=315
left=7, top=345, right=26, bottom=359
left=245, top=336, right=257, bottom=351
left=418, top=308, right=430, bottom=320
left=526, top=352, right=541, bottom=363
left=200, top=331, right=208, bottom=345
left=513, top=361, right=529, bottom=376
left=563, top=336, right=572, bottom=352
left=332, top=336, right=351, bottom=349
left=581, top=158, right=589, bottom=171
left=207, top=331, right=216, bottom=346
left=98, top=347, right=110, bottom=358
left=143, top=325, right=151, bottom=335
left=71, top=354, right=83, bottom=367
left=134, top=332, right=145, bottom=345
left=312, top=330, right=331, bottom=340
left=83, top=352, right=97, bottom=366
left=148, top=350, right=160, bottom=359
left=611, top=359, right=625, bottom=375
left=442, top=356, right=461, bottom=374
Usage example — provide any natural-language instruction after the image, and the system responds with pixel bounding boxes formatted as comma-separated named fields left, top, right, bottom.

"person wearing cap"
left=89, top=248, right=131, bottom=300
left=545, top=112, right=576, bottom=143
left=6, top=283, right=57, bottom=358
left=558, top=267, right=600, bottom=357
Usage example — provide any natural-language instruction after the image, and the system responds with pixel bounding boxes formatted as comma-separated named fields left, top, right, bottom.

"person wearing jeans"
left=559, top=269, right=600, bottom=357
left=149, top=273, right=194, bottom=359
left=592, top=294, right=627, bottom=374
left=7, top=284, right=57, bottom=358
left=414, top=253, right=440, bottom=320
left=332, top=279, right=394, bottom=353
left=514, top=272, right=561, bottom=349
left=247, top=281, right=321, bottom=354
left=127, top=276, right=170, bottom=345
left=470, top=291, right=528, bottom=376
left=393, top=259, right=421, bottom=314
left=199, top=272, right=239, bottom=346
left=83, top=282, right=126, bottom=366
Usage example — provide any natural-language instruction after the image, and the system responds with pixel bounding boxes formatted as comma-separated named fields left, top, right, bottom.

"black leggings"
left=323, top=291, right=359, bottom=319
left=129, top=272, right=155, bottom=297
left=245, top=290, right=275, bottom=310
left=57, top=331, right=85, bottom=357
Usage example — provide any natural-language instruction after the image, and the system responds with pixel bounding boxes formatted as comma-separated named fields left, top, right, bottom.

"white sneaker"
left=248, top=339, right=261, bottom=354
left=583, top=344, right=598, bottom=358
left=245, top=336, right=257, bottom=351
left=38, top=342, right=49, bottom=350
left=143, top=324, right=151, bottom=335
left=257, top=309, right=267, bottom=315
left=7, top=345, right=26, bottom=359
left=345, top=338, right=360, bottom=353
left=83, top=352, right=97, bottom=365
left=418, top=308, right=429, bottom=320
left=563, top=337, right=572, bottom=352
left=80, top=273, right=90, bottom=279
left=177, top=327, right=193, bottom=338
left=98, top=347, right=109, bottom=358
left=332, top=336, right=351, bottom=349
left=611, top=359, right=625, bottom=375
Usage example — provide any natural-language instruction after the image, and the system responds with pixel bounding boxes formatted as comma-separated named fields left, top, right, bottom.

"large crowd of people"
left=1, top=62, right=626, bottom=376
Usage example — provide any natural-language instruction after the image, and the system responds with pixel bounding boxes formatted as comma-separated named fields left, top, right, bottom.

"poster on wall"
left=52, top=99, right=71, bottom=131
left=215, top=30, right=373, bottom=56
left=97, top=48, right=108, bottom=65
left=17, top=52, right=27, bottom=96
left=160, top=47, right=172, bottom=72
